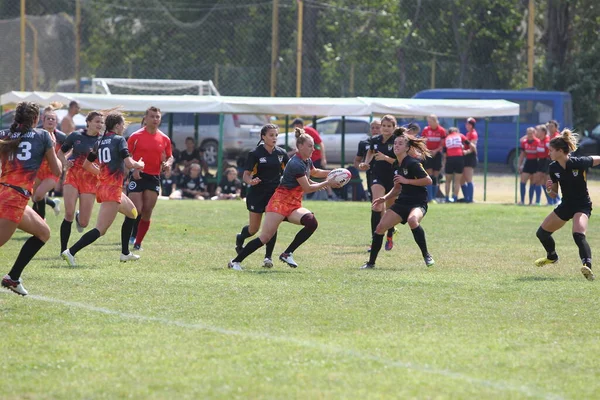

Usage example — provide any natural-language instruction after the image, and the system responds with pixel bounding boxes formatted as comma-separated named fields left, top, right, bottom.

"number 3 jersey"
left=86, top=132, right=130, bottom=186
left=0, top=128, right=53, bottom=194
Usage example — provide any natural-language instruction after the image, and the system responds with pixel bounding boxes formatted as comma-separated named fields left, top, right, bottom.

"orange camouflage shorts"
left=0, top=184, right=29, bottom=224
left=64, top=165, right=98, bottom=194
left=36, top=163, right=59, bottom=183
left=265, top=186, right=304, bottom=217
left=96, top=185, right=123, bottom=204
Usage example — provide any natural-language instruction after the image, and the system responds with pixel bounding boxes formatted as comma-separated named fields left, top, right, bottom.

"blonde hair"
left=549, top=129, right=579, bottom=154
left=294, top=127, right=312, bottom=146
left=448, top=127, right=459, bottom=134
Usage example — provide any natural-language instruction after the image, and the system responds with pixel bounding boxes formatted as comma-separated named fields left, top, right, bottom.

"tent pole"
left=484, top=118, right=488, bottom=202
left=285, top=115, right=289, bottom=149
left=341, top=115, right=346, bottom=168
left=515, top=117, right=520, bottom=203
left=217, top=113, right=224, bottom=183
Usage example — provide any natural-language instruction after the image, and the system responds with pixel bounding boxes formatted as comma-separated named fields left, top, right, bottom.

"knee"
left=32, top=194, right=44, bottom=202
left=536, top=227, right=552, bottom=241
left=301, top=213, right=318, bottom=232
left=374, top=224, right=386, bottom=235
left=407, top=218, right=419, bottom=229
left=131, top=207, right=138, bottom=219
left=38, top=225, right=51, bottom=243
left=64, top=210, right=75, bottom=220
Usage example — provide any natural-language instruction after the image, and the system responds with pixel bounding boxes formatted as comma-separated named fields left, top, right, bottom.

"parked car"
left=276, top=116, right=372, bottom=164
left=124, top=113, right=268, bottom=166
left=1, top=109, right=87, bottom=132
left=574, top=124, right=600, bottom=157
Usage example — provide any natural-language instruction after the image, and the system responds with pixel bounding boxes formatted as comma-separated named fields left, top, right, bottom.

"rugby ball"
left=327, top=168, right=352, bottom=186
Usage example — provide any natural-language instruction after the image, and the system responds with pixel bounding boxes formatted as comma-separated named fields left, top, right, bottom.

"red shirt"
left=464, top=129, right=478, bottom=151
left=537, top=135, right=550, bottom=158
left=422, top=125, right=447, bottom=151
left=303, top=126, right=323, bottom=162
left=127, top=128, right=172, bottom=176
left=443, top=132, right=469, bottom=157
left=521, top=137, right=540, bottom=160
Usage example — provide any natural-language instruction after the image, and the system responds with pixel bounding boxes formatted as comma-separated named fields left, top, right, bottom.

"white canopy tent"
left=1, top=91, right=520, bottom=201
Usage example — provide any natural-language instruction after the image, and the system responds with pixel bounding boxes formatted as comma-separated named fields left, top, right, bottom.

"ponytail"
left=549, top=128, right=578, bottom=154
left=0, top=101, right=40, bottom=156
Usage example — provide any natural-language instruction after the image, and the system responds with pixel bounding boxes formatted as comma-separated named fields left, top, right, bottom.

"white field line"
left=3, top=291, right=563, bottom=399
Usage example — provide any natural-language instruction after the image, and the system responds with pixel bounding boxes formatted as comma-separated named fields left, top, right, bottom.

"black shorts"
left=537, top=158, right=550, bottom=173
left=371, top=173, right=394, bottom=192
left=554, top=203, right=592, bottom=222
left=389, top=201, right=428, bottom=225
left=522, top=159, right=538, bottom=174
left=127, top=172, right=160, bottom=194
left=245, top=186, right=276, bottom=213
left=445, top=156, right=465, bottom=175
left=464, top=153, right=478, bottom=168
left=424, top=152, right=443, bottom=171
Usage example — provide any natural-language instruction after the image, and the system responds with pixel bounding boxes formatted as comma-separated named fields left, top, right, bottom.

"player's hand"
left=161, top=161, right=171, bottom=173
left=546, top=179, right=554, bottom=192
left=358, top=162, right=370, bottom=171
left=374, top=152, right=387, bottom=161
left=135, top=159, right=145, bottom=170
left=372, top=197, right=386, bottom=206
left=249, top=177, right=261, bottom=186
left=132, top=169, right=141, bottom=180
left=65, top=160, right=74, bottom=169
left=394, top=175, right=409, bottom=185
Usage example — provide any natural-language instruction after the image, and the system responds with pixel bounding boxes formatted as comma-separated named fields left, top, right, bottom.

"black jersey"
left=219, top=177, right=241, bottom=195
left=245, top=145, right=289, bottom=188
left=160, top=175, right=175, bottom=196
left=369, top=134, right=396, bottom=178
left=61, top=129, right=101, bottom=168
left=357, top=138, right=374, bottom=176
left=394, top=156, right=429, bottom=204
left=87, top=132, right=130, bottom=185
left=549, top=156, right=594, bottom=207
left=178, top=148, right=201, bottom=164
left=179, top=174, right=207, bottom=192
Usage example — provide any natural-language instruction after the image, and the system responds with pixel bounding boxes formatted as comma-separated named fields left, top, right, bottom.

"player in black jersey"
left=359, top=115, right=398, bottom=252
left=354, top=119, right=381, bottom=199
left=534, top=129, right=600, bottom=281
left=235, top=124, right=289, bottom=268
left=360, top=128, right=434, bottom=269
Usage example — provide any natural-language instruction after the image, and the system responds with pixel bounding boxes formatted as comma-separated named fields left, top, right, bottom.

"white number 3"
left=15, top=142, right=32, bottom=161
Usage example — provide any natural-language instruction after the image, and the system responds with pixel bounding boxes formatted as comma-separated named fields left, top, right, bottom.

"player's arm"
left=545, top=179, right=559, bottom=198
left=45, top=147, right=63, bottom=177
left=373, top=183, right=402, bottom=207
left=310, top=166, right=330, bottom=179
left=296, top=174, right=339, bottom=194
left=360, top=150, right=374, bottom=170
left=590, top=156, right=600, bottom=167
left=83, top=152, right=100, bottom=176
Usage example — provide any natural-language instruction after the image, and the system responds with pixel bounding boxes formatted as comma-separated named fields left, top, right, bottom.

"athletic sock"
left=285, top=227, right=315, bottom=254
left=371, top=210, right=381, bottom=236
left=121, top=217, right=136, bottom=254
left=34, top=199, right=46, bottom=219
left=45, top=197, right=56, bottom=208
left=528, top=184, right=535, bottom=204
left=520, top=182, right=526, bottom=203
left=233, top=237, right=264, bottom=263
left=69, top=228, right=101, bottom=256
left=369, top=233, right=384, bottom=265
left=264, top=231, right=277, bottom=259
left=387, top=227, right=394, bottom=239
left=60, top=219, right=73, bottom=252
left=536, top=228, right=557, bottom=259
left=461, top=183, right=468, bottom=200
left=8, top=236, right=45, bottom=280
left=431, top=184, right=438, bottom=201
left=130, top=215, right=141, bottom=239
left=535, top=185, right=542, bottom=204
left=135, top=219, right=151, bottom=246
left=573, top=233, right=592, bottom=268
left=467, top=182, right=474, bottom=202
left=239, top=225, right=252, bottom=241
left=411, top=225, right=429, bottom=257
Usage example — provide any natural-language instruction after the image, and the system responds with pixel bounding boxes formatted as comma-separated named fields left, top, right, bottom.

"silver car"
left=125, top=113, right=269, bottom=166
left=277, top=116, right=372, bottom=164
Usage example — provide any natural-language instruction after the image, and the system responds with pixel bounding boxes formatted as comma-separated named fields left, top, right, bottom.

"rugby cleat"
left=133, top=244, right=143, bottom=251
left=52, top=198, right=61, bottom=216
left=1, top=275, right=28, bottom=296
left=581, top=266, right=595, bottom=281
left=61, top=249, right=77, bottom=267
left=75, top=210, right=84, bottom=233
left=120, top=252, right=140, bottom=263
left=534, top=256, right=559, bottom=267
left=385, top=236, right=394, bottom=251
left=263, top=257, right=274, bottom=268
left=424, top=254, right=435, bottom=267
left=228, top=260, right=243, bottom=271
left=360, top=262, right=375, bottom=270
left=279, top=252, right=298, bottom=268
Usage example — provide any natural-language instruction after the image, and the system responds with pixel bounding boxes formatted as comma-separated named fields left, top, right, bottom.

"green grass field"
left=2, top=196, right=600, bottom=399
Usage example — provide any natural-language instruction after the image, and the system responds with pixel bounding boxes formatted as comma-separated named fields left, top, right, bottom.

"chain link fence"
left=0, top=0, right=532, bottom=98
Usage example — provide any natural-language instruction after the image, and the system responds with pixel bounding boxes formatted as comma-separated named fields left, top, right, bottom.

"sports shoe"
left=120, top=252, right=140, bottom=263
left=228, top=260, right=243, bottom=271
left=2, top=274, right=28, bottom=296
left=424, top=254, right=435, bottom=267
left=133, top=244, right=143, bottom=251
left=534, top=256, right=559, bottom=267
left=61, top=249, right=77, bottom=267
left=235, top=233, right=243, bottom=254
left=279, top=252, right=298, bottom=268
left=75, top=210, right=84, bottom=233
left=360, top=262, right=375, bottom=269
left=385, top=236, right=394, bottom=251
left=263, top=257, right=274, bottom=268
left=129, top=236, right=136, bottom=245
left=52, top=198, right=61, bottom=216
left=581, top=266, right=595, bottom=281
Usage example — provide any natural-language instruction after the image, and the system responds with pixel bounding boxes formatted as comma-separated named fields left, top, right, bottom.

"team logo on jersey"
left=373, top=144, right=378, bottom=150
left=573, top=169, right=579, bottom=177
left=278, top=155, right=283, bottom=162
left=403, top=168, right=408, bottom=175
left=555, top=173, right=560, bottom=179
left=388, top=145, right=393, bottom=151
left=259, top=157, right=267, bottom=163
left=155, top=185, right=160, bottom=192
left=128, top=181, right=137, bottom=190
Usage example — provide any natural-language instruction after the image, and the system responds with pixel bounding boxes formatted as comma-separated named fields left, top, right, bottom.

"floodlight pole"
left=270, top=0, right=279, bottom=97
left=20, top=0, right=26, bottom=91
left=296, top=0, right=303, bottom=97
left=483, top=118, right=489, bottom=201
left=75, top=0, right=81, bottom=92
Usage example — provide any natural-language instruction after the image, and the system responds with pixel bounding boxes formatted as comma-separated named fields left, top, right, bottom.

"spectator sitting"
left=169, top=163, right=210, bottom=200
left=160, top=169, right=177, bottom=199
left=211, top=167, right=242, bottom=200
left=178, top=137, right=202, bottom=171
